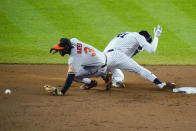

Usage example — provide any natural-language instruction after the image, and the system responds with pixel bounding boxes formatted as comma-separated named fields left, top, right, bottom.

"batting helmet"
left=50, top=38, right=73, bottom=56
left=139, top=30, right=152, bottom=43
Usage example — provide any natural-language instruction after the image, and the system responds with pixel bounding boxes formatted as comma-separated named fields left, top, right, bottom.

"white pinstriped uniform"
left=104, top=32, right=146, bottom=57
left=104, top=32, right=160, bottom=86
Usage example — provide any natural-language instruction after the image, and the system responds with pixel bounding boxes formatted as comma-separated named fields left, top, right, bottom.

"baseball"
left=5, top=89, right=11, bottom=95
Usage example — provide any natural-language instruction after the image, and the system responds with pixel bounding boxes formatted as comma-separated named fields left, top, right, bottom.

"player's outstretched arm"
left=143, top=25, right=162, bottom=54
left=61, top=74, right=75, bottom=95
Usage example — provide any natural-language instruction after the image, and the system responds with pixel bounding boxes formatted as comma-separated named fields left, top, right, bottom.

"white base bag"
left=173, top=87, right=196, bottom=94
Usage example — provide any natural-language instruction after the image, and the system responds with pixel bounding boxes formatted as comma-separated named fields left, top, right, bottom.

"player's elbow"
left=148, top=48, right=156, bottom=54
left=151, top=49, right=156, bottom=54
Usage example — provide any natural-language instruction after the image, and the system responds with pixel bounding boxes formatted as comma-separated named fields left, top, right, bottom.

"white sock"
left=158, top=82, right=166, bottom=88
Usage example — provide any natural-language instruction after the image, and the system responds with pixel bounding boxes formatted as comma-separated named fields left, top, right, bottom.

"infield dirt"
left=0, top=64, right=196, bottom=131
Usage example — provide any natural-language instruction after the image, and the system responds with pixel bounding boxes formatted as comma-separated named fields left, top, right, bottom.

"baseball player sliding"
left=45, top=38, right=112, bottom=95
left=104, top=25, right=176, bottom=90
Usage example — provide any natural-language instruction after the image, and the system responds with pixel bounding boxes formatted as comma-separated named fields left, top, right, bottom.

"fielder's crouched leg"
left=113, top=81, right=126, bottom=88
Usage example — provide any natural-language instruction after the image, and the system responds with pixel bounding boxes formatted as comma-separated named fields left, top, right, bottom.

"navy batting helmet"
left=139, top=31, right=152, bottom=43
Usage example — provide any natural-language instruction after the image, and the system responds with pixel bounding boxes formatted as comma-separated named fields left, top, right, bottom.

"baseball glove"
left=106, top=72, right=112, bottom=90
left=43, top=85, right=63, bottom=96
left=102, top=71, right=112, bottom=91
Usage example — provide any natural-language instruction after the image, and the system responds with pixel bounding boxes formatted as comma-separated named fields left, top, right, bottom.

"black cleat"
left=162, top=82, right=176, bottom=91
left=80, top=80, right=97, bottom=90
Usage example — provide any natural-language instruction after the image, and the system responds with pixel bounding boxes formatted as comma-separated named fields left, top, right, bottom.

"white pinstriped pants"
left=105, top=49, right=157, bottom=83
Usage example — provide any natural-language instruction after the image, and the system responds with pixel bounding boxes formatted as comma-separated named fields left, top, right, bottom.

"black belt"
left=107, top=49, right=114, bottom=53
left=101, top=49, right=114, bottom=68
left=101, top=54, right=107, bottom=68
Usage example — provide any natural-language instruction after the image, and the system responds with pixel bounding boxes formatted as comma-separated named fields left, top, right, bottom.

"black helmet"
left=50, top=38, right=73, bottom=56
left=58, top=38, right=73, bottom=49
left=139, top=30, right=152, bottom=43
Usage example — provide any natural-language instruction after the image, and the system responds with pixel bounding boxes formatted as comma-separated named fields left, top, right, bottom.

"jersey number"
left=84, top=47, right=96, bottom=56
left=77, top=43, right=96, bottom=56
left=117, top=32, right=128, bottom=38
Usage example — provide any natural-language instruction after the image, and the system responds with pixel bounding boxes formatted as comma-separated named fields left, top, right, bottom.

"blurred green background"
left=0, top=0, right=196, bottom=65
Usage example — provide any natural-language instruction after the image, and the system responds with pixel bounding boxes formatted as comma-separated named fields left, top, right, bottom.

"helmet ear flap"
left=139, top=31, right=152, bottom=43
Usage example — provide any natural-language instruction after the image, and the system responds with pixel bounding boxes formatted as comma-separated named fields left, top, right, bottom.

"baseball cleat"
left=162, top=82, right=176, bottom=91
left=113, top=81, right=126, bottom=88
left=80, top=80, right=97, bottom=90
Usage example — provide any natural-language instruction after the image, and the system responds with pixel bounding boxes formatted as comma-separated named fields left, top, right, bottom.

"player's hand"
left=154, top=25, right=162, bottom=38
left=49, top=48, right=58, bottom=54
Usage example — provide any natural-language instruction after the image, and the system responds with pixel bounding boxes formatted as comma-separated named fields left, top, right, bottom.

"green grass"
left=0, top=0, right=196, bottom=65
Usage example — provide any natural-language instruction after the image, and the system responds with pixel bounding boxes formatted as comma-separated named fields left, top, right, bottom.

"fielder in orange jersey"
left=45, top=38, right=111, bottom=96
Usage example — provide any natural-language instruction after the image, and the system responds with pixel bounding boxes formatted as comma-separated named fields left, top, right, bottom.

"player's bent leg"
left=106, top=50, right=175, bottom=90
left=106, top=50, right=127, bottom=88
left=107, top=51, right=164, bottom=88
left=110, top=68, right=125, bottom=88
left=123, top=61, right=168, bottom=89
left=134, top=66, right=176, bottom=90
left=136, top=65, right=157, bottom=82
